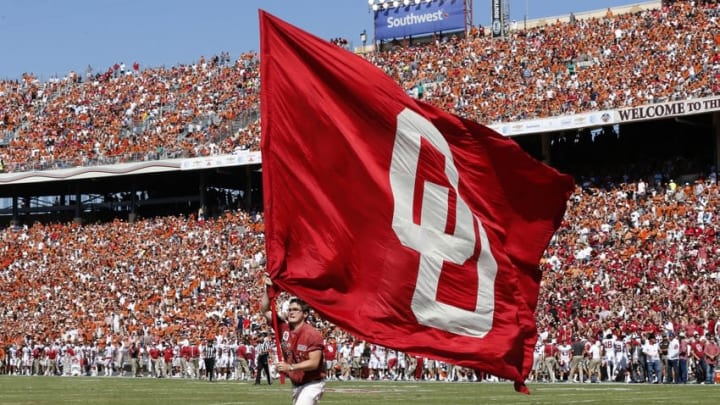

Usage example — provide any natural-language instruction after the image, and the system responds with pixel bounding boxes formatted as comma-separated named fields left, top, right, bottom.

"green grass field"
left=0, top=377, right=718, bottom=404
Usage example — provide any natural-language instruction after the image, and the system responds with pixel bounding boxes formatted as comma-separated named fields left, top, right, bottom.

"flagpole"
left=270, top=298, right=285, bottom=384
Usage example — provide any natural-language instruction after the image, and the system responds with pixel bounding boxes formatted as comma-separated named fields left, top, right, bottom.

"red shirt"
left=708, top=319, right=717, bottom=336
left=704, top=342, right=720, bottom=366
left=181, top=345, right=191, bottom=360
left=679, top=339, right=689, bottom=359
left=324, top=342, right=337, bottom=362
left=544, top=343, right=558, bottom=357
left=691, top=341, right=705, bottom=359
left=163, top=347, right=173, bottom=362
left=281, top=322, right=326, bottom=386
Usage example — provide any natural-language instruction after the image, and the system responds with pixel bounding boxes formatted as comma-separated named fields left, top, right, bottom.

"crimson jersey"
left=279, top=322, right=326, bottom=385
left=544, top=343, right=558, bottom=357
left=180, top=345, right=191, bottom=360
left=691, top=341, right=705, bottom=359
left=324, top=342, right=337, bottom=362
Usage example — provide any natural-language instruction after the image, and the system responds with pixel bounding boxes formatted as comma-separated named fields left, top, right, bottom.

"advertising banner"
left=374, top=0, right=465, bottom=41
left=491, top=0, right=503, bottom=37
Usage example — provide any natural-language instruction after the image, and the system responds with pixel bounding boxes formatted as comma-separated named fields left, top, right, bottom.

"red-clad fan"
left=163, top=345, right=174, bottom=377
left=235, top=341, right=250, bottom=381
left=244, top=340, right=255, bottom=373
left=45, top=344, right=59, bottom=376
left=180, top=343, right=192, bottom=378
left=149, top=345, right=162, bottom=378
left=323, top=337, right=338, bottom=381
left=543, top=339, right=559, bottom=383
left=189, top=342, right=201, bottom=379
left=691, top=336, right=707, bottom=384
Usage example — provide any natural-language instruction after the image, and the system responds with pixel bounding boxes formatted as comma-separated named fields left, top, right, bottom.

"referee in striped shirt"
left=205, top=339, right=217, bottom=382
left=255, top=336, right=272, bottom=385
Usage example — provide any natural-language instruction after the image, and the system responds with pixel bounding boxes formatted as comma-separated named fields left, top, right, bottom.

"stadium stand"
left=1, top=1, right=719, bottom=172
left=0, top=53, right=261, bottom=173
left=0, top=0, right=719, bottom=385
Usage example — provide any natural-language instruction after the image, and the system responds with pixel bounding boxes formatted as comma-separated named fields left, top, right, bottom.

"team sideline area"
left=0, top=376, right=718, bottom=405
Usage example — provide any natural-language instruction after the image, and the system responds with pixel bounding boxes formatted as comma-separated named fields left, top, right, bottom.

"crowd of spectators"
left=373, top=1, right=720, bottom=123
left=2, top=1, right=719, bottom=173
left=0, top=52, right=261, bottom=173
left=330, top=37, right=350, bottom=48
left=539, top=175, right=720, bottom=340
left=533, top=172, right=720, bottom=382
left=0, top=168, right=717, bottom=382
left=0, top=210, right=269, bottom=348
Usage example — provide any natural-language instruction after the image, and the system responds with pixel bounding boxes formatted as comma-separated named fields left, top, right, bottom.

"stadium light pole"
left=360, top=29, right=367, bottom=50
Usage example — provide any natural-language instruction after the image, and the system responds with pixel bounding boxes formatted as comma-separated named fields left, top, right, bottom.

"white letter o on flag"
left=389, top=108, right=497, bottom=337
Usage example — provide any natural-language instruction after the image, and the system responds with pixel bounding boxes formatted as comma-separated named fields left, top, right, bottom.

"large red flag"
left=260, top=11, right=574, bottom=392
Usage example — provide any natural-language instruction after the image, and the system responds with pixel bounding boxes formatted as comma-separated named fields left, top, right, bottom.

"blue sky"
left=0, top=0, right=648, bottom=80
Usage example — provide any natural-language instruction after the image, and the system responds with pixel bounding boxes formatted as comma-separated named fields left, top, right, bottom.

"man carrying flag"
left=259, top=9, right=574, bottom=394
left=261, top=276, right=326, bottom=404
